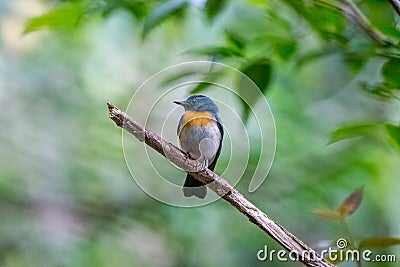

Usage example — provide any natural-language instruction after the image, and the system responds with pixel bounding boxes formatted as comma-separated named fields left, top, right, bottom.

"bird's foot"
left=198, top=159, right=208, bottom=171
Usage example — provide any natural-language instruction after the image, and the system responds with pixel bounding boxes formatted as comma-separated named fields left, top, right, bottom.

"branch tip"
left=107, top=102, right=123, bottom=127
left=107, top=102, right=116, bottom=112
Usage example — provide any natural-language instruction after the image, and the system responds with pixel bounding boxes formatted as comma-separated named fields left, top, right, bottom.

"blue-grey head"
left=174, top=95, right=219, bottom=113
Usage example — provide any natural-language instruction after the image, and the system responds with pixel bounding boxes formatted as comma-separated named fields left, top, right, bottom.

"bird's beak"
left=174, top=100, right=184, bottom=106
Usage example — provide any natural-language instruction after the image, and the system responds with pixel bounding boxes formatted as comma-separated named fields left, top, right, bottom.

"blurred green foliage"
left=1, top=0, right=400, bottom=266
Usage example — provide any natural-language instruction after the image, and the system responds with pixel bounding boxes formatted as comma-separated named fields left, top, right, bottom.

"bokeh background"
left=1, top=0, right=400, bottom=266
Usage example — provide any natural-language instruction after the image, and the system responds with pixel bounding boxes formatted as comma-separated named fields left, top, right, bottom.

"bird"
left=174, top=95, right=223, bottom=199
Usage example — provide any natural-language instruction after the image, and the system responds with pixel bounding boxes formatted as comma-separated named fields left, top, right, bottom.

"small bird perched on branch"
left=174, top=95, right=224, bottom=199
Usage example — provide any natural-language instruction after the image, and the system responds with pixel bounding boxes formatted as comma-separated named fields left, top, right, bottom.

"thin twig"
left=388, top=0, right=400, bottom=16
left=340, top=218, right=362, bottom=267
left=339, top=0, right=391, bottom=45
left=107, top=103, right=335, bottom=267
left=313, top=0, right=393, bottom=45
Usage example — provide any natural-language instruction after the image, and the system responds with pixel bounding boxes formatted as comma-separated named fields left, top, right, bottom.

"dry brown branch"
left=107, top=102, right=335, bottom=267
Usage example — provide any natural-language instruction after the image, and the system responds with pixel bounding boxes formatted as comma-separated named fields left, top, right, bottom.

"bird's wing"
left=208, top=114, right=223, bottom=172
left=177, top=115, right=184, bottom=136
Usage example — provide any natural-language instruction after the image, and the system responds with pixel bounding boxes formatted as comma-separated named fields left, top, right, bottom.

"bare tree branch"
left=314, top=0, right=393, bottom=45
left=107, top=102, right=335, bottom=267
left=339, top=0, right=392, bottom=45
left=388, top=0, right=400, bottom=16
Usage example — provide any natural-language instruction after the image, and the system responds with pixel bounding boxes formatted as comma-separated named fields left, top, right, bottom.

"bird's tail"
left=183, top=174, right=206, bottom=199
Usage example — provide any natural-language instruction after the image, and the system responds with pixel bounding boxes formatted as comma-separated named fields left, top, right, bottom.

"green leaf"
left=238, top=58, right=273, bottom=122
left=386, top=124, right=400, bottom=149
left=362, top=0, right=397, bottom=40
left=345, top=54, right=367, bottom=75
left=282, top=0, right=346, bottom=41
left=297, top=47, right=338, bottom=67
left=329, top=123, right=380, bottom=144
left=359, top=237, right=400, bottom=249
left=311, top=209, right=341, bottom=220
left=378, top=25, right=400, bottom=40
left=161, top=70, right=199, bottom=87
left=338, top=187, right=363, bottom=217
left=225, top=30, right=246, bottom=50
left=190, top=70, right=225, bottom=94
left=272, top=39, right=297, bottom=61
left=382, top=58, right=400, bottom=89
left=240, top=58, right=272, bottom=94
left=143, top=0, right=188, bottom=37
left=24, top=4, right=84, bottom=33
left=185, top=45, right=242, bottom=58
left=117, top=0, right=148, bottom=19
left=205, top=0, right=227, bottom=20
left=249, top=0, right=266, bottom=4
left=360, top=82, right=398, bottom=100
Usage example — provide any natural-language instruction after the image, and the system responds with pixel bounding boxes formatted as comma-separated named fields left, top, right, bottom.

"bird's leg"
left=202, top=159, right=209, bottom=170
left=195, top=156, right=208, bottom=171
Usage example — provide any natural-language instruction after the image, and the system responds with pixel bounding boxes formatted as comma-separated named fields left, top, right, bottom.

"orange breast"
left=183, top=111, right=213, bottom=127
